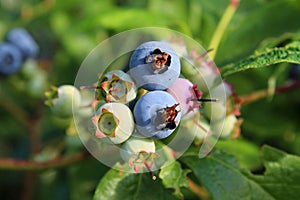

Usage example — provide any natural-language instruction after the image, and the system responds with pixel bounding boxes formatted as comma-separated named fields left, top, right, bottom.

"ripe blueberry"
left=0, top=42, right=22, bottom=75
left=129, top=41, right=180, bottom=90
left=133, top=91, right=181, bottom=139
left=6, top=28, right=39, bottom=59
left=289, top=64, right=300, bottom=81
left=92, top=102, right=134, bottom=144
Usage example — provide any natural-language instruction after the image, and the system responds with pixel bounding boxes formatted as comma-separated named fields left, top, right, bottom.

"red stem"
left=275, top=80, right=300, bottom=93
left=239, top=80, right=300, bottom=105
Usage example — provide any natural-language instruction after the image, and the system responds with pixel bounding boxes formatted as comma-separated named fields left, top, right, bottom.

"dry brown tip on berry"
left=145, top=48, right=171, bottom=74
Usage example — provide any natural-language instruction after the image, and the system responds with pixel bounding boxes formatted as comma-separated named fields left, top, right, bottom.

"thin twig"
left=22, top=115, right=42, bottom=200
left=0, top=151, right=91, bottom=171
left=22, top=173, right=36, bottom=200
left=187, top=177, right=210, bottom=200
left=208, top=0, right=240, bottom=59
left=238, top=80, right=300, bottom=105
left=0, top=92, right=31, bottom=127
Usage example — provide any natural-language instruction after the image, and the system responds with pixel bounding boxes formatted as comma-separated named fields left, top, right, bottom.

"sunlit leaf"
left=215, top=139, right=261, bottom=170
left=221, top=42, right=300, bottom=77
left=93, top=168, right=176, bottom=200
left=217, top=0, right=300, bottom=65
left=159, top=161, right=190, bottom=199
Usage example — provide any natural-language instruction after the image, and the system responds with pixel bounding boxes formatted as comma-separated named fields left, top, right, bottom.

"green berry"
left=211, top=114, right=238, bottom=138
left=45, top=85, right=81, bottom=118
left=120, top=137, right=156, bottom=173
left=204, top=102, right=226, bottom=122
left=96, top=70, right=136, bottom=103
left=182, top=116, right=210, bottom=140
left=22, top=60, right=47, bottom=98
left=91, top=103, right=134, bottom=144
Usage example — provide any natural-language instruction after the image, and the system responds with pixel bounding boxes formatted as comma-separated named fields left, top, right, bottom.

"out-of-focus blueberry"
left=6, top=28, right=39, bottom=59
left=0, top=42, right=22, bottom=75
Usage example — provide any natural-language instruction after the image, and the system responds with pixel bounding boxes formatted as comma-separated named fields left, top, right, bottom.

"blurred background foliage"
left=0, top=0, right=300, bottom=199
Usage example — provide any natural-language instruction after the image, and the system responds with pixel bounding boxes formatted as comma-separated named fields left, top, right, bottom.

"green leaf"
left=221, top=41, right=300, bottom=77
left=93, top=168, right=176, bottom=200
left=216, top=0, right=300, bottom=65
left=245, top=145, right=300, bottom=200
left=159, top=161, right=190, bottom=199
left=181, top=151, right=275, bottom=200
left=215, top=139, right=261, bottom=170
left=256, top=32, right=300, bottom=54
left=68, top=159, right=109, bottom=200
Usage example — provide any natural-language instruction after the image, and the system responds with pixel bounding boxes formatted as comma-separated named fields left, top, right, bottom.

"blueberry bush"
left=1, top=0, right=300, bottom=200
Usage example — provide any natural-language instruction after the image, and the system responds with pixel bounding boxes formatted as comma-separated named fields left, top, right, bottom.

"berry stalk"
left=0, top=87, right=31, bottom=127
left=208, top=0, right=240, bottom=59
left=238, top=80, right=300, bottom=105
left=0, top=151, right=90, bottom=171
left=187, top=177, right=210, bottom=200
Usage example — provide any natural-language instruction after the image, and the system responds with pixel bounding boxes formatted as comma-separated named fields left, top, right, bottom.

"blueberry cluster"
left=89, top=41, right=204, bottom=172
left=0, top=28, right=38, bottom=76
left=47, top=39, right=243, bottom=172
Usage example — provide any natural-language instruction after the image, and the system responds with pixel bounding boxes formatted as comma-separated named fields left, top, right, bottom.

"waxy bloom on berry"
left=129, top=41, right=181, bottom=90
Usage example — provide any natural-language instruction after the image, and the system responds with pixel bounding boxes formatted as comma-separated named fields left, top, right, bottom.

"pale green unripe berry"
left=120, top=137, right=156, bottom=173
left=91, top=103, right=134, bottom=144
left=211, top=114, right=238, bottom=138
left=45, top=85, right=81, bottom=118
left=120, top=137, right=155, bottom=162
left=204, top=102, right=226, bottom=122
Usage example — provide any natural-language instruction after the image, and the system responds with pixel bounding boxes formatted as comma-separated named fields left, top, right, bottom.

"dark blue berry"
left=129, top=41, right=180, bottom=90
left=0, top=42, right=22, bottom=75
left=133, top=91, right=181, bottom=139
left=6, top=28, right=39, bottom=59
left=289, top=64, right=300, bottom=81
